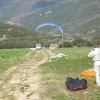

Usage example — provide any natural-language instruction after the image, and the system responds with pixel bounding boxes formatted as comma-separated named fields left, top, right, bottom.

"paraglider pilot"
left=88, top=44, right=100, bottom=87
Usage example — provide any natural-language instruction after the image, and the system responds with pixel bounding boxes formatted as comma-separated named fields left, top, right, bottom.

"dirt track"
left=0, top=49, right=49, bottom=100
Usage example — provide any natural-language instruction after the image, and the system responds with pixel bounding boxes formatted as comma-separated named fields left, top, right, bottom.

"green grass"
left=0, top=48, right=36, bottom=100
left=0, top=47, right=100, bottom=100
left=0, top=49, right=30, bottom=59
left=40, top=47, right=100, bottom=100
left=0, top=49, right=31, bottom=72
left=41, top=47, right=93, bottom=75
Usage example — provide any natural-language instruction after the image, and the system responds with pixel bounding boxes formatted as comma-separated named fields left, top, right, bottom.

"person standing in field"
left=88, top=44, right=100, bottom=87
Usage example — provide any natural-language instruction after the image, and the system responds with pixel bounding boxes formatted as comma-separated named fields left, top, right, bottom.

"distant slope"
left=0, top=0, right=100, bottom=36
left=0, top=0, right=66, bottom=22
left=0, top=22, right=61, bottom=49
left=0, top=0, right=9, bottom=7
left=20, top=0, right=100, bottom=35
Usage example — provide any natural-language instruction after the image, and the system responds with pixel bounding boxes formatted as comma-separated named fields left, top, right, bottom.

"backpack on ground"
left=65, top=77, right=87, bottom=91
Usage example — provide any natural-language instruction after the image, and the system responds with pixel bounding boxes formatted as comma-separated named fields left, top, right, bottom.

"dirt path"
left=0, top=49, right=49, bottom=100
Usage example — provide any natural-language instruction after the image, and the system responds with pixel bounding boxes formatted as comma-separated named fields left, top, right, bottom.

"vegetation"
left=0, top=22, right=62, bottom=48
left=0, top=47, right=100, bottom=100
left=39, top=47, right=100, bottom=100
left=0, top=49, right=31, bottom=73
left=20, top=0, right=100, bottom=35
left=59, top=37, right=100, bottom=48
left=0, top=22, right=100, bottom=49
left=0, top=0, right=100, bottom=36
left=0, top=0, right=100, bottom=99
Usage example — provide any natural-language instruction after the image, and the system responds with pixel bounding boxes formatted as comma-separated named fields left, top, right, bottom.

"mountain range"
left=0, top=0, right=100, bottom=36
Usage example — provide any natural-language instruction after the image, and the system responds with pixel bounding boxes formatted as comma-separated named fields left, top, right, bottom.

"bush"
left=63, top=42, right=72, bottom=47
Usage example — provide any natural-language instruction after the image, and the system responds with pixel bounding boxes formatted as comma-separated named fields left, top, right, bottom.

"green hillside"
left=0, top=22, right=100, bottom=49
left=0, top=22, right=61, bottom=49
left=0, top=0, right=65, bottom=22
left=0, top=0, right=100, bottom=36
left=20, top=0, right=100, bottom=35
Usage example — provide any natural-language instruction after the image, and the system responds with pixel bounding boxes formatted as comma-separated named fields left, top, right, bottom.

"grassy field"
left=0, top=49, right=31, bottom=73
left=0, top=47, right=100, bottom=100
left=39, top=47, right=100, bottom=100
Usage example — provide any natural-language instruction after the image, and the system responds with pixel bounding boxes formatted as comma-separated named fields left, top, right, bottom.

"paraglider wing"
left=35, top=22, right=64, bottom=34
left=80, top=69, right=95, bottom=77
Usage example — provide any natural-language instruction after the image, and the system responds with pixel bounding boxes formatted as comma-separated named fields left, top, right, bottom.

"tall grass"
left=40, top=47, right=100, bottom=100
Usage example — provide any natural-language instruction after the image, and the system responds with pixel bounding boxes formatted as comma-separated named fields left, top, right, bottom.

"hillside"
left=0, top=22, right=61, bottom=49
left=0, top=0, right=66, bottom=22
left=0, top=0, right=100, bottom=36
left=20, top=0, right=100, bottom=35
